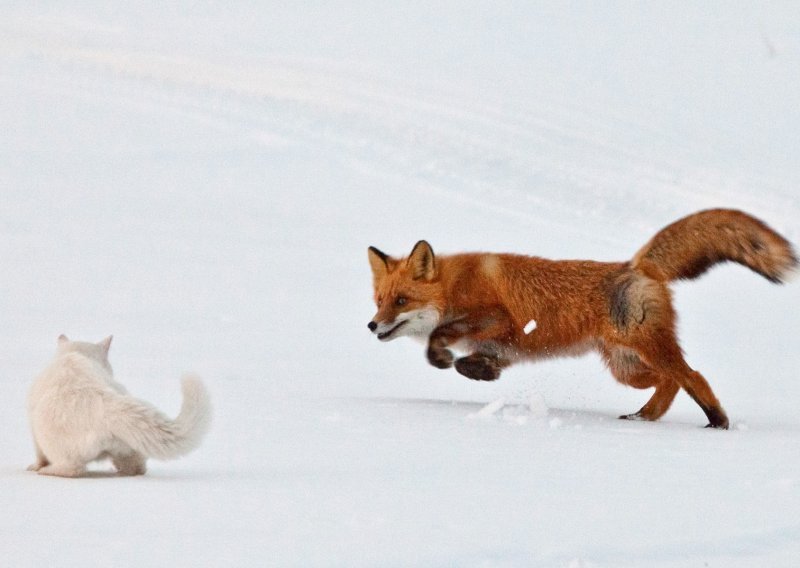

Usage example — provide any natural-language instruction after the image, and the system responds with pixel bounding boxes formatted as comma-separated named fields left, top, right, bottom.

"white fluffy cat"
left=27, top=335, right=211, bottom=477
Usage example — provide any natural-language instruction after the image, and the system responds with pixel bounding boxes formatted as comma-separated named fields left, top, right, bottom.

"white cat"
left=27, top=335, right=211, bottom=477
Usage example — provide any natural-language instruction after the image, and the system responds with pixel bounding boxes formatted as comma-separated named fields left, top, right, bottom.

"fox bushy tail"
left=108, top=376, right=211, bottom=460
left=632, top=209, right=798, bottom=283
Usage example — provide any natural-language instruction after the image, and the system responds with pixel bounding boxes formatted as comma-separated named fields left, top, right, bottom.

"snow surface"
left=2, top=3, right=800, bottom=567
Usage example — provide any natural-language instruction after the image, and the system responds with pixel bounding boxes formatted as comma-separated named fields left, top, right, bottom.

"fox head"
left=367, top=240, right=444, bottom=341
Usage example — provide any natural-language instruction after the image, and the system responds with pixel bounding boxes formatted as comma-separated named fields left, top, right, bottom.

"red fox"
left=367, top=209, right=797, bottom=429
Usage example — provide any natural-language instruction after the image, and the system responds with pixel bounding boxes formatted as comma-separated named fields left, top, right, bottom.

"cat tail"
left=107, top=376, right=211, bottom=460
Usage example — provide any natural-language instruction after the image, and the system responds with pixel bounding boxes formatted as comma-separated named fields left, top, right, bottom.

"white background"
left=2, top=3, right=799, bottom=566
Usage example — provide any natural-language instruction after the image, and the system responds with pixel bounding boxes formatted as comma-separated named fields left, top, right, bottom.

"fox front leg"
left=453, top=353, right=509, bottom=381
left=427, top=329, right=458, bottom=369
left=426, top=307, right=513, bottom=380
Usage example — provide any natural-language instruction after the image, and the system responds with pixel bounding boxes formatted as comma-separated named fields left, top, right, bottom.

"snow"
left=528, top=391, right=549, bottom=418
left=467, top=397, right=506, bottom=419
left=524, top=319, right=538, bottom=334
left=2, top=3, right=800, bottom=567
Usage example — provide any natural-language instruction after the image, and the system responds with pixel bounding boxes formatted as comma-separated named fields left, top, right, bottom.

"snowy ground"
left=2, top=3, right=800, bottom=567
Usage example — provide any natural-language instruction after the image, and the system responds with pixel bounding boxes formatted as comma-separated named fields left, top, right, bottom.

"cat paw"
left=37, top=464, right=85, bottom=478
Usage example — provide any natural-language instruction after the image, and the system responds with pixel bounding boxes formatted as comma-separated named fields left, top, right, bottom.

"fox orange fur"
left=367, top=209, right=797, bottom=429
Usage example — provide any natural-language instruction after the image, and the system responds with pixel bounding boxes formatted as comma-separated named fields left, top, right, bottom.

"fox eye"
left=395, top=296, right=407, bottom=306
left=376, top=297, right=383, bottom=307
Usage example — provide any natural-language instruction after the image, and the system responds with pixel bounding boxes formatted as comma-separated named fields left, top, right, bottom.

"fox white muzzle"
left=368, top=308, right=440, bottom=342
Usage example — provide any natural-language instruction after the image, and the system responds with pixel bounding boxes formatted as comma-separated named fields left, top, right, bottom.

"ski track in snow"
left=6, top=23, right=797, bottom=250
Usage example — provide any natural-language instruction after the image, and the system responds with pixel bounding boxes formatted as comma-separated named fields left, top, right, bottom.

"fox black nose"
left=368, top=321, right=377, bottom=332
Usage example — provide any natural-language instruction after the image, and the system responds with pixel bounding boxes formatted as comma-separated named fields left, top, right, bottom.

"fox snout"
left=367, top=308, right=441, bottom=342
left=369, top=319, right=408, bottom=342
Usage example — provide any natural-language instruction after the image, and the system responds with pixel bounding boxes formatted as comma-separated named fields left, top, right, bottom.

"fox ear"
left=98, top=335, right=113, bottom=355
left=368, top=246, right=390, bottom=282
left=58, top=334, right=69, bottom=345
left=408, top=240, right=436, bottom=281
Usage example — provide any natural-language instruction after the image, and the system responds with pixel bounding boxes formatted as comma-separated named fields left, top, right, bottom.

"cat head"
left=57, top=334, right=113, bottom=370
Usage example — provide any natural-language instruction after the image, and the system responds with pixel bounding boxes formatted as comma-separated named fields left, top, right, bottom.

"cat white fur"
left=27, top=335, right=211, bottom=477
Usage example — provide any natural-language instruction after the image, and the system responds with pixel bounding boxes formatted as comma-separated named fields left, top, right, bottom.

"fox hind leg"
left=619, top=379, right=680, bottom=422
left=629, top=338, right=729, bottom=429
left=603, top=346, right=681, bottom=422
left=685, top=370, right=729, bottom=429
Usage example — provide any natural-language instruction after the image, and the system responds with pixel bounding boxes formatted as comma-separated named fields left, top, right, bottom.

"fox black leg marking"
left=427, top=341, right=454, bottom=369
left=454, top=353, right=503, bottom=381
left=426, top=307, right=513, bottom=374
left=426, top=318, right=471, bottom=370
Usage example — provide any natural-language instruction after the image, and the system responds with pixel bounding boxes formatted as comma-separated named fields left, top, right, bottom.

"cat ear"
left=58, top=334, right=69, bottom=344
left=98, top=335, right=113, bottom=354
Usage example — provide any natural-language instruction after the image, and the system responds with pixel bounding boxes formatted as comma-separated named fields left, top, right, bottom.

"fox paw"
left=618, top=412, right=647, bottom=421
left=455, top=356, right=501, bottom=381
left=427, top=347, right=454, bottom=369
left=703, top=407, right=729, bottom=430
